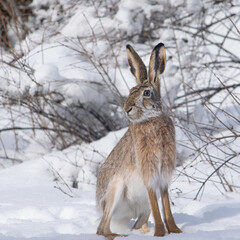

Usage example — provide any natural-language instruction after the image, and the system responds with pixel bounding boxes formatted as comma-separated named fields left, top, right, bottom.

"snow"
left=0, top=132, right=240, bottom=239
left=0, top=158, right=97, bottom=239
left=0, top=0, right=240, bottom=239
left=0, top=159, right=239, bottom=239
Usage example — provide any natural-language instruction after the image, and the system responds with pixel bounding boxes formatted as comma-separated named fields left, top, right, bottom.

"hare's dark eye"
left=143, top=90, right=151, bottom=97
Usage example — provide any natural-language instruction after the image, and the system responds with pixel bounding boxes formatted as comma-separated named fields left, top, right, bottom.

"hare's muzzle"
left=124, top=104, right=135, bottom=120
left=126, top=107, right=132, bottom=114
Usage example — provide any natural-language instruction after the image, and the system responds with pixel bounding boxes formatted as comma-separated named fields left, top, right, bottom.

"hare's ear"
left=126, top=44, right=147, bottom=84
left=148, top=43, right=166, bottom=97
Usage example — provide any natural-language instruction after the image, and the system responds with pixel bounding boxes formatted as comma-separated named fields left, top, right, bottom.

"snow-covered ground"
left=0, top=137, right=240, bottom=240
left=1, top=0, right=240, bottom=239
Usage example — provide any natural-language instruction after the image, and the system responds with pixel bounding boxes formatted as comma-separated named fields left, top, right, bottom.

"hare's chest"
left=130, top=118, right=175, bottom=189
left=133, top=129, right=174, bottom=189
left=134, top=135, right=162, bottom=184
left=134, top=124, right=164, bottom=161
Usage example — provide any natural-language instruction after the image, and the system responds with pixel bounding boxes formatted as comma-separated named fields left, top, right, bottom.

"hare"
left=96, top=43, right=181, bottom=238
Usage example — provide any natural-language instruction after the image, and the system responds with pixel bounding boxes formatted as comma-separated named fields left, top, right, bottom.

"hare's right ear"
left=148, top=43, right=166, bottom=98
left=126, top=45, right=147, bottom=84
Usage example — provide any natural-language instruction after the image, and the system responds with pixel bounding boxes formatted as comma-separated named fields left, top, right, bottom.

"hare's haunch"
left=96, top=43, right=181, bottom=238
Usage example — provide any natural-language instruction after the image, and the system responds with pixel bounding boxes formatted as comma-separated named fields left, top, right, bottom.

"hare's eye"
left=143, top=90, right=151, bottom=97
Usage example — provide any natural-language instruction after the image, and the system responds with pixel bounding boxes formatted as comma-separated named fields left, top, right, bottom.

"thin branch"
left=194, top=154, right=238, bottom=200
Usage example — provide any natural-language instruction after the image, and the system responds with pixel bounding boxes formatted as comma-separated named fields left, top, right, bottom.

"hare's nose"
left=126, top=107, right=132, bottom=114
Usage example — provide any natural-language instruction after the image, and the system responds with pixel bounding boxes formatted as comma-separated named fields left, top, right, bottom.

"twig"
left=194, top=154, right=238, bottom=200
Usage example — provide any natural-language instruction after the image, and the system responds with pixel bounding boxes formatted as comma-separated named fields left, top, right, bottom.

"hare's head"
left=124, top=43, right=166, bottom=123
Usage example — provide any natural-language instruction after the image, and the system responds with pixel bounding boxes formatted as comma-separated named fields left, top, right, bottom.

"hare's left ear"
left=126, top=44, right=147, bottom=84
left=148, top=43, right=166, bottom=97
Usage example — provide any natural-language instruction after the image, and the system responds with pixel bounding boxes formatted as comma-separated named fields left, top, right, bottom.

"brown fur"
left=130, top=115, right=175, bottom=187
left=96, top=43, right=181, bottom=237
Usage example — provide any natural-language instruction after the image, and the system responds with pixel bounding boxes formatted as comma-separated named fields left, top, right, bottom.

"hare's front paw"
left=166, top=222, right=182, bottom=234
left=154, top=224, right=166, bottom=237
left=168, top=226, right=182, bottom=234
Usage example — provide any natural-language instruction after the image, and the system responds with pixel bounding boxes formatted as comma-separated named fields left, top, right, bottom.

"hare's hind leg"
left=161, top=188, right=182, bottom=234
left=97, top=179, right=125, bottom=238
left=132, top=211, right=150, bottom=233
left=147, top=189, right=166, bottom=236
left=97, top=199, right=121, bottom=238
